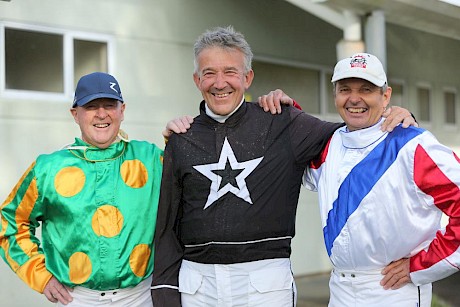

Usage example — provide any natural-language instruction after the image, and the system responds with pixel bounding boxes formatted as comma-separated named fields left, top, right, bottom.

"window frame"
left=388, top=78, right=406, bottom=108
left=442, top=86, right=458, bottom=130
left=0, top=21, right=114, bottom=101
left=415, top=82, right=432, bottom=125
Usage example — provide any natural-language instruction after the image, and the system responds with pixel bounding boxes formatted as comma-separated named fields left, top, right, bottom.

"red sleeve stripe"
left=310, top=138, right=332, bottom=169
left=411, top=145, right=460, bottom=272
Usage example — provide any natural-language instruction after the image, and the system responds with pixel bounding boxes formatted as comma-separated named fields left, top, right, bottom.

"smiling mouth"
left=347, top=107, right=367, bottom=113
left=94, top=123, right=110, bottom=128
left=213, top=92, right=230, bottom=98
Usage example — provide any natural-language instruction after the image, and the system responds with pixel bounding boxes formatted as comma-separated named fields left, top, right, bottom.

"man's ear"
left=244, top=69, right=254, bottom=90
left=120, top=103, right=126, bottom=122
left=383, top=86, right=392, bottom=109
left=70, top=108, right=79, bottom=124
left=193, top=73, right=201, bottom=89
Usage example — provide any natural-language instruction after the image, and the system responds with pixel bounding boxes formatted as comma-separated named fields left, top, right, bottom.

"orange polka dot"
left=120, top=160, right=148, bottom=188
left=129, top=244, right=151, bottom=277
left=54, top=167, right=85, bottom=197
left=91, top=205, right=124, bottom=237
left=69, top=252, right=92, bottom=284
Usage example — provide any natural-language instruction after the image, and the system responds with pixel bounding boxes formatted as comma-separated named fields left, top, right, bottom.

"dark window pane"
left=74, top=39, right=108, bottom=87
left=5, top=28, right=63, bottom=92
left=444, top=91, right=456, bottom=124
left=417, top=87, right=431, bottom=121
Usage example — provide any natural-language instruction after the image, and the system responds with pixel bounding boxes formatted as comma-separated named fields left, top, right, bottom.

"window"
left=249, top=61, right=321, bottom=114
left=5, top=28, right=64, bottom=92
left=444, top=90, right=457, bottom=125
left=74, top=39, right=108, bottom=85
left=326, top=72, right=336, bottom=114
left=1, top=22, right=113, bottom=100
left=416, top=86, right=431, bottom=122
left=389, top=82, right=404, bottom=107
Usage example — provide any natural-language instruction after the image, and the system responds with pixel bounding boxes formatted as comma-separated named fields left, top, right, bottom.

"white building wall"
left=0, top=0, right=459, bottom=306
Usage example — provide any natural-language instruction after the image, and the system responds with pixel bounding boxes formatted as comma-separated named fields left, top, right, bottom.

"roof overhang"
left=286, top=0, right=460, bottom=41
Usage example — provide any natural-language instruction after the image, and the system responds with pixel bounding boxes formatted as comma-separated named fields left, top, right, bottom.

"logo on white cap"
left=350, top=55, right=367, bottom=69
left=331, top=53, right=387, bottom=87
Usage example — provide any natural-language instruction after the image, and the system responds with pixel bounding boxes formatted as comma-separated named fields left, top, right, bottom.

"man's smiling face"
left=334, top=78, right=391, bottom=131
left=193, top=46, right=254, bottom=115
left=71, top=98, right=125, bottom=149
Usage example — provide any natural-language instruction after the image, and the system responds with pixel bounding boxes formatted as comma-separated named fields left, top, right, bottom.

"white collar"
left=339, top=118, right=388, bottom=149
left=205, top=97, right=245, bottom=123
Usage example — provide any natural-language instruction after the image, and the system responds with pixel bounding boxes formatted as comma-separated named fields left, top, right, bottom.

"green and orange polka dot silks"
left=0, top=136, right=163, bottom=293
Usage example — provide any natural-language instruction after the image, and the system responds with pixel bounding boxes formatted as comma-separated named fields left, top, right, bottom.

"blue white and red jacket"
left=304, top=118, right=460, bottom=285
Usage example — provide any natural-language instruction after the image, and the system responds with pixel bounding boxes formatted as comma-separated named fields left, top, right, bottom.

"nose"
left=213, top=72, right=227, bottom=89
left=348, top=90, right=361, bottom=103
left=95, top=106, right=108, bottom=118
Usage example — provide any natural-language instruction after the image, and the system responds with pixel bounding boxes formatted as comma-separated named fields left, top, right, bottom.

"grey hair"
left=193, top=26, right=253, bottom=75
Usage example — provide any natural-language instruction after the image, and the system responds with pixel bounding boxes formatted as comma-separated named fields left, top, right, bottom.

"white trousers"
left=329, top=268, right=432, bottom=307
left=57, top=275, right=153, bottom=307
left=179, top=258, right=297, bottom=307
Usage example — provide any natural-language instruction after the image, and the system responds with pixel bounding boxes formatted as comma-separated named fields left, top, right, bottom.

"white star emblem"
left=193, top=137, right=263, bottom=210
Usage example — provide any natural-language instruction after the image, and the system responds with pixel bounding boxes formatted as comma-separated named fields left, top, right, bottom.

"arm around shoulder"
left=151, top=143, right=184, bottom=306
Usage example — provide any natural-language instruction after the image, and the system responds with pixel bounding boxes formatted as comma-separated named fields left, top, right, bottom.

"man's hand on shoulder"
left=258, top=89, right=293, bottom=114
left=162, top=115, right=194, bottom=139
left=381, top=106, right=418, bottom=132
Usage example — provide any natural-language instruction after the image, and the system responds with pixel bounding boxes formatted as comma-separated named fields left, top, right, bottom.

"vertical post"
left=336, top=10, right=365, bottom=60
left=365, top=10, right=387, bottom=70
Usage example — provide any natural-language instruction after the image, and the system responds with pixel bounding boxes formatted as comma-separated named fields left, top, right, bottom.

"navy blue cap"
left=72, top=72, right=124, bottom=107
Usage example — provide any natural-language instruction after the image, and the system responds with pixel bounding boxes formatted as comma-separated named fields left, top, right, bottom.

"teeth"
left=214, top=93, right=229, bottom=98
left=347, top=108, right=366, bottom=113
left=94, top=124, right=109, bottom=128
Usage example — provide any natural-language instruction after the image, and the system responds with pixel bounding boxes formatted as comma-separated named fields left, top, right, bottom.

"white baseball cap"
left=331, top=53, right=387, bottom=87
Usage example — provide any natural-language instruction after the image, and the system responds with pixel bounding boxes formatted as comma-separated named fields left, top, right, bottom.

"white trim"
left=1, top=89, right=66, bottom=101
left=184, top=236, right=293, bottom=248
left=64, top=32, right=74, bottom=102
left=0, top=23, right=4, bottom=96
left=150, top=285, right=179, bottom=290
left=319, top=70, right=328, bottom=115
left=0, top=21, right=114, bottom=102
left=439, top=0, right=460, bottom=7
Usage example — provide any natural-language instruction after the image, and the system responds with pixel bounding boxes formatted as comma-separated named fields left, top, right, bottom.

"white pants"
left=179, top=258, right=297, bottom=307
left=57, top=275, right=153, bottom=307
left=329, top=268, right=432, bottom=307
